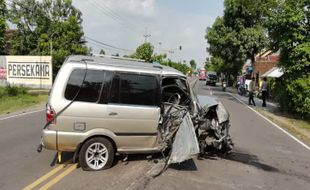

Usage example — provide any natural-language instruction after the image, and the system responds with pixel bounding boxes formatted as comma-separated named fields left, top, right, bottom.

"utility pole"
left=50, top=32, right=56, bottom=56
left=143, top=27, right=151, bottom=43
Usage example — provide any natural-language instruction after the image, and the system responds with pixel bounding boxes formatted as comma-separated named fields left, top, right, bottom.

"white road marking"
left=0, top=109, right=45, bottom=121
left=229, top=93, right=310, bottom=151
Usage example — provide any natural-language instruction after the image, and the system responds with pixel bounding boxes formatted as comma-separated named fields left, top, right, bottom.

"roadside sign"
left=0, top=56, right=52, bottom=88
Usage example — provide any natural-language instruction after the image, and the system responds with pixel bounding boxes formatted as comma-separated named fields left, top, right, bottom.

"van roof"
left=65, top=55, right=185, bottom=77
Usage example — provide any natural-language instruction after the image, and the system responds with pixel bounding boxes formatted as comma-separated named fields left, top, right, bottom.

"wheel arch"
left=73, top=134, right=117, bottom=163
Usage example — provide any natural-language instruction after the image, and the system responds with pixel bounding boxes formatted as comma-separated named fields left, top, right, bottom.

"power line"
left=85, top=36, right=134, bottom=52
left=87, top=0, right=143, bottom=35
left=98, top=0, right=142, bottom=29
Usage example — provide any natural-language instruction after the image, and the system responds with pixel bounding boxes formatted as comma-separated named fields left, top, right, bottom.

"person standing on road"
left=261, top=77, right=268, bottom=107
left=248, top=77, right=256, bottom=106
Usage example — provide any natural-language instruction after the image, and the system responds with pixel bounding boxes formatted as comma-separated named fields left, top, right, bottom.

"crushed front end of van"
left=157, top=94, right=233, bottom=166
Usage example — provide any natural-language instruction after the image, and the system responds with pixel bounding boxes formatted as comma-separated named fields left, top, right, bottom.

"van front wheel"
left=79, top=137, right=114, bottom=171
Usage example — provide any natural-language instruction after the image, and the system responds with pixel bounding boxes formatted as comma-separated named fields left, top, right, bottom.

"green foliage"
left=206, top=0, right=271, bottom=77
left=129, top=42, right=192, bottom=74
left=131, top=42, right=154, bottom=62
left=8, top=0, right=88, bottom=70
left=205, top=56, right=224, bottom=73
left=189, top=59, right=196, bottom=70
left=152, top=53, right=167, bottom=63
left=267, top=0, right=309, bottom=118
left=272, top=76, right=310, bottom=119
left=272, top=80, right=291, bottom=113
left=287, top=76, right=310, bottom=118
left=0, top=0, right=6, bottom=54
left=0, top=85, right=28, bottom=97
left=99, top=49, right=105, bottom=55
left=0, top=91, right=48, bottom=114
left=0, top=86, right=5, bottom=97
left=160, top=59, right=191, bottom=75
left=267, top=0, right=309, bottom=77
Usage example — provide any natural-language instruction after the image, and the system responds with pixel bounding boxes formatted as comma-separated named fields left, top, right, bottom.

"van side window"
left=109, top=75, right=120, bottom=103
left=65, top=69, right=104, bottom=102
left=109, top=73, right=158, bottom=106
left=98, top=71, right=113, bottom=104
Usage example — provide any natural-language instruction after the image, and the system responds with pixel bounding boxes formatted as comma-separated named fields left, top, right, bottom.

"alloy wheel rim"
left=85, top=142, right=108, bottom=170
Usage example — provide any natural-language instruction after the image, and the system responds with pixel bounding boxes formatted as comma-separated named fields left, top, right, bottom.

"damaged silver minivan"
left=39, top=55, right=233, bottom=171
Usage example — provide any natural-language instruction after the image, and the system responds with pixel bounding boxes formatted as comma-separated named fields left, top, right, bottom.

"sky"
left=72, top=0, right=224, bottom=68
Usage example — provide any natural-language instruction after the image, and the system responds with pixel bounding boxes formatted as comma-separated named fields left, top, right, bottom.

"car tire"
left=79, top=137, right=114, bottom=171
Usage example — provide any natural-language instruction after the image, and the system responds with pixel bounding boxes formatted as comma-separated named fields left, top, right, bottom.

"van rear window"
left=65, top=69, right=104, bottom=102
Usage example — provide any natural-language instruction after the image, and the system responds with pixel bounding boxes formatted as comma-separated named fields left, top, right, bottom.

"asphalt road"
left=0, top=80, right=309, bottom=190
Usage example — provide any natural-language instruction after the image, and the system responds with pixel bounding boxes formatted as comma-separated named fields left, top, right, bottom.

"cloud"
left=98, top=0, right=156, bottom=16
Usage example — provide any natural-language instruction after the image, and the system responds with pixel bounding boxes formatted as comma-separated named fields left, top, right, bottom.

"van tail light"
left=46, top=104, right=56, bottom=124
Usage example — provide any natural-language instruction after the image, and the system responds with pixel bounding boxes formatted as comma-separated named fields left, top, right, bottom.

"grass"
left=0, top=86, right=48, bottom=115
left=256, top=109, right=310, bottom=145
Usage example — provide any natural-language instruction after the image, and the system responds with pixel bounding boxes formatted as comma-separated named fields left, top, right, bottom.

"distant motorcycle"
left=222, top=81, right=227, bottom=92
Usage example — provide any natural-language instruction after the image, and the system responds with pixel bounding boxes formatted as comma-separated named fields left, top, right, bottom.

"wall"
left=0, top=56, right=52, bottom=89
left=254, top=61, right=278, bottom=77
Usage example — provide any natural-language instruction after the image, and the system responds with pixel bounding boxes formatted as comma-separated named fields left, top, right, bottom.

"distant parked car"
left=206, top=73, right=217, bottom=86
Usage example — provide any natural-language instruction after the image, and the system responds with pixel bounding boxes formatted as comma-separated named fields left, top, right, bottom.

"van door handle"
left=109, top=112, right=118, bottom=116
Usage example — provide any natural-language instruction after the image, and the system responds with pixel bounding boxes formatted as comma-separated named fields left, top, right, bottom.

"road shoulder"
left=0, top=102, right=45, bottom=120
left=229, top=92, right=310, bottom=150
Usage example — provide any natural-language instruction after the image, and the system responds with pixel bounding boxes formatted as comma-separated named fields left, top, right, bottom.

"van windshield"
left=208, top=74, right=217, bottom=79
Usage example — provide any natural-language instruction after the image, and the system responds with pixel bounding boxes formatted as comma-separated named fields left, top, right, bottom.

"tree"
left=204, top=56, right=225, bottom=73
left=267, top=0, right=310, bottom=117
left=268, top=0, right=309, bottom=77
left=152, top=53, right=167, bottom=63
left=160, top=59, right=192, bottom=75
left=131, top=42, right=154, bottom=62
left=99, top=49, right=105, bottom=55
left=0, top=0, right=6, bottom=54
left=8, top=0, right=88, bottom=70
left=189, top=59, right=196, bottom=70
left=206, top=0, right=273, bottom=78
left=128, top=42, right=191, bottom=74
left=206, top=17, right=243, bottom=76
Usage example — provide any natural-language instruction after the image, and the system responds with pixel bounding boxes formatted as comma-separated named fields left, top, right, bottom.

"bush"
left=0, top=87, right=6, bottom=98
left=287, top=76, right=310, bottom=118
left=5, top=85, right=19, bottom=96
left=273, top=75, right=310, bottom=119
left=272, top=80, right=291, bottom=113
left=0, top=85, right=28, bottom=97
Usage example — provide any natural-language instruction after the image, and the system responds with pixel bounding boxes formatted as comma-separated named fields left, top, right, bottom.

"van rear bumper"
left=42, top=129, right=81, bottom=152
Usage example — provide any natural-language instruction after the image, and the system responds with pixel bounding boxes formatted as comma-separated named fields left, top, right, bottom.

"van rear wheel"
left=79, top=137, right=114, bottom=171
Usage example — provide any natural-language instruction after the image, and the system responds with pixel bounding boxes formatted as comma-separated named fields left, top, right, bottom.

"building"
left=253, top=50, right=280, bottom=79
left=239, top=50, right=280, bottom=87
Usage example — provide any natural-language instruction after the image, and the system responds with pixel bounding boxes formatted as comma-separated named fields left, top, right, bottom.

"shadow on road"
left=197, top=149, right=280, bottom=173
left=49, top=151, right=75, bottom=166
left=220, top=151, right=280, bottom=173
left=113, top=153, right=164, bottom=166
left=168, top=159, right=198, bottom=171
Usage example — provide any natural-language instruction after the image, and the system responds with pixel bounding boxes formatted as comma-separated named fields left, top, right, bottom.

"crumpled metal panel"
left=196, top=95, right=229, bottom=124
left=168, top=113, right=200, bottom=164
left=216, top=102, right=230, bottom=124
left=196, top=95, right=218, bottom=109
